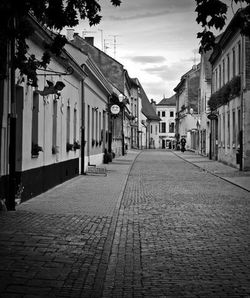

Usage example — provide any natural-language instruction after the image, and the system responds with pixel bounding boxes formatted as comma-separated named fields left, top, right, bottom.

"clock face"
left=110, top=104, right=120, bottom=115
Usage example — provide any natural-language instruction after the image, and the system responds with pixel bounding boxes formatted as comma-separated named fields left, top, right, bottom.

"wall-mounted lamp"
left=37, top=80, right=65, bottom=97
left=118, top=93, right=125, bottom=102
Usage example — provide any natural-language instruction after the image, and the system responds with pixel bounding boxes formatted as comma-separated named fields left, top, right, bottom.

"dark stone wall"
left=0, top=158, right=80, bottom=203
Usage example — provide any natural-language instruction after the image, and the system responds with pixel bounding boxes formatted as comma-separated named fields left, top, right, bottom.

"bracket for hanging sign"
left=36, top=66, right=74, bottom=76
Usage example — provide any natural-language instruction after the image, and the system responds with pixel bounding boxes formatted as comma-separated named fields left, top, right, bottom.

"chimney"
left=151, top=99, right=156, bottom=111
left=66, top=28, right=74, bottom=41
left=85, top=37, right=94, bottom=46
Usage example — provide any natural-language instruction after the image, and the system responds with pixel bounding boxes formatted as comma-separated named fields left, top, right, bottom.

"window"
left=227, top=111, right=230, bottom=147
left=222, top=59, right=225, bottom=85
left=52, top=99, right=57, bottom=148
left=73, top=108, right=77, bottom=142
left=162, top=111, right=165, bottom=117
left=238, top=42, right=241, bottom=75
left=232, top=48, right=236, bottom=77
left=92, top=108, right=95, bottom=144
left=169, top=122, right=174, bottom=133
left=158, top=111, right=160, bottom=116
left=218, top=114, right=221, bottom=145
left=161, top=122, right=166, bottom=133
left=219, top=65, right=221, bottom=89
left=151, top=125, right=153, bottom=134
left=232, top=110, right=236, bottom=146
left=215, top=69, right=218, bottom=91
left=170, top=111, right=174, bottom=117
left=96, top=110, right=98, bottom=143
left=222, top=113, right=225, bottom=146
left=66, top=106, right=70, bottom=143
left=227, top=54, right=230, bottom=82
left=155, top=125, right=157, bottom=135
left=237, top=108, right=241, bottom=147
left=32, top=92, right=39, bottom=146
left=99, top=112, right=101, bottom=143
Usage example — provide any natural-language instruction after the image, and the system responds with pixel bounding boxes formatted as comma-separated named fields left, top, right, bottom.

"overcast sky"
left=72, top=0, right=236, bottom=102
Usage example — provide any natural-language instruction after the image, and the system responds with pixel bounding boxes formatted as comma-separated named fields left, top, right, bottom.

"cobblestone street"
left=1, top=150, right=250, bottom=297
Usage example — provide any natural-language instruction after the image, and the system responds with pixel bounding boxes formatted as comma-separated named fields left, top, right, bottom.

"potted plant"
left=73, top=141, right=81, bottom=150
left=31, top=143, right=43, bottom=157
left=52, top=145, right=59, bottom=154
left=66, top=142, right=74, bottom=152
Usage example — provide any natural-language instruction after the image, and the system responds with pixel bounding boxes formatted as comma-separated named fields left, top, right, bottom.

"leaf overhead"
left=0, top=0, right=122, bottom=84
left=195, top=0, right=250, bottom=52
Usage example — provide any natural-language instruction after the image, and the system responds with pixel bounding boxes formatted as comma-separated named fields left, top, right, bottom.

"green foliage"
left=195, top=0, right=250, bottom=52
left=208, top=76, right=241, bottom=110
left=0, top=0, right=121, bottom=84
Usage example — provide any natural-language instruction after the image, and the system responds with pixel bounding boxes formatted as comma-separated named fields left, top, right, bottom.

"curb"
left=172, top=151, right=250, bottom=193
left=92, top=150, right=142, bottom=297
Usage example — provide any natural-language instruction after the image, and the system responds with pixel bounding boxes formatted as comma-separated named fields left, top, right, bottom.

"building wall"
left=149, top=121, right=159, bottom=149
left=199, top=51, right=212, bottom=156
left=211, top=32, right=250, bottom=169
left=13, top=38, right=83, bottom=201
left=138, top=97, right=147, bottom=149
left=156, top=106, right=176, bottom=149
left=83, top=78, right=109, bottom=168
left=72, top=36, right=124, bottom=92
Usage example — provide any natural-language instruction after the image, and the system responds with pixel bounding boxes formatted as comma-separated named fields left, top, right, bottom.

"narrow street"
left=1, top=150, right=250, bottom=297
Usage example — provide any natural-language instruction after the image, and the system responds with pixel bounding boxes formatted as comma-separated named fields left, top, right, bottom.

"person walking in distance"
left=180, top=136, right=186, bottom=152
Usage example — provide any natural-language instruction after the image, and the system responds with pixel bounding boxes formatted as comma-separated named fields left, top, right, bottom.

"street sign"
left=110, top=104, right=120, bottom=115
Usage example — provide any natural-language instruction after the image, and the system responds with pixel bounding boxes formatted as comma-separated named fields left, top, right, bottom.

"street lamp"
left=118, top=94, right=125, bottom=155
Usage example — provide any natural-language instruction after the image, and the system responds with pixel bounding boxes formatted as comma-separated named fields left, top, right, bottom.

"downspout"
left=240, top=34, right=245, bottom=171
left=148, top=120, right=151, bottom=149
left=8, top=17, right=17, bottom=210
left=81, top=79, right=85, bottom=174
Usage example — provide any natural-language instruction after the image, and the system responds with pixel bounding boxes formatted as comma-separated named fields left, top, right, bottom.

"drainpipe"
left=81, top=79, right=85, bottom=174
left=240, top=34, right=245, bottom=171
left=8, top=17, right=16, bottom=210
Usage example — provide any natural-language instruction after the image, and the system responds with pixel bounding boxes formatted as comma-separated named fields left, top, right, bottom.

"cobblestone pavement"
left=0, top=151, right=139, bottom=298
left=173, top=150, right=250, bottom=192
left=1, top=150, right=250, bottom=297
left=103, top=150, right=250, bottom=297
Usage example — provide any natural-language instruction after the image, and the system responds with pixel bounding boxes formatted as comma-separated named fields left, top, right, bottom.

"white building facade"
left=156, top=96, right=176, bottom=149
left=209, top=9, right=250, bottom=170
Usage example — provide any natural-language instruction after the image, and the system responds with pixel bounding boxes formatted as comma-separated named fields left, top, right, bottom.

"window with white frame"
left=66, top=106, right=70, bottom=144
left=161, top=122, right=166, bottom=133
left=32, top=92, right=39, bottom=146
left=227, top=54, right=230, bottom=82
left=169, top=122, right=174, bottom=133
left=52, top=99, right=57, bottom=148
left=232, top=48, right=236, bottom=77
left=73, top=108, right=77, bottom=142
left=238, top=42, right=241, bottom=75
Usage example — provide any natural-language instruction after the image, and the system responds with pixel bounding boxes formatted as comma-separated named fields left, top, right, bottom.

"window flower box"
left=66, top=142, right=74, bottom=152
left=52, top=146, right=59, bottom=154
left=31, top=143, right=43, bottom=157
left=73, top=141, right=81, bottom=151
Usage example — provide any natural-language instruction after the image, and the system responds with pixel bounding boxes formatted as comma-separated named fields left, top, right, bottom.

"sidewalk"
left=17, top=150, right=141, bottom=216
left=0, top=150, right=141, bottom=297
left=173, top=150, right=250, bottom=192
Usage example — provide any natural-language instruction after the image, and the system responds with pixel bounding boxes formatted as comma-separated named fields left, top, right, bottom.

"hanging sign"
left=110, top=104, right=120, bottom=115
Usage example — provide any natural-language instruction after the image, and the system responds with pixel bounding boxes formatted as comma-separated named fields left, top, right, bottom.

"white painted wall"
left=16, top=39, right=82, bottom=172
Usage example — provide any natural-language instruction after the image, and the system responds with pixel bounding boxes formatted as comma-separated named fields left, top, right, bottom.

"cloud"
left=129, top=56, right=166, bottom=64
left=143, top=62, right=189, bottom=81
left=107, top=9, right=171, bottom=21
